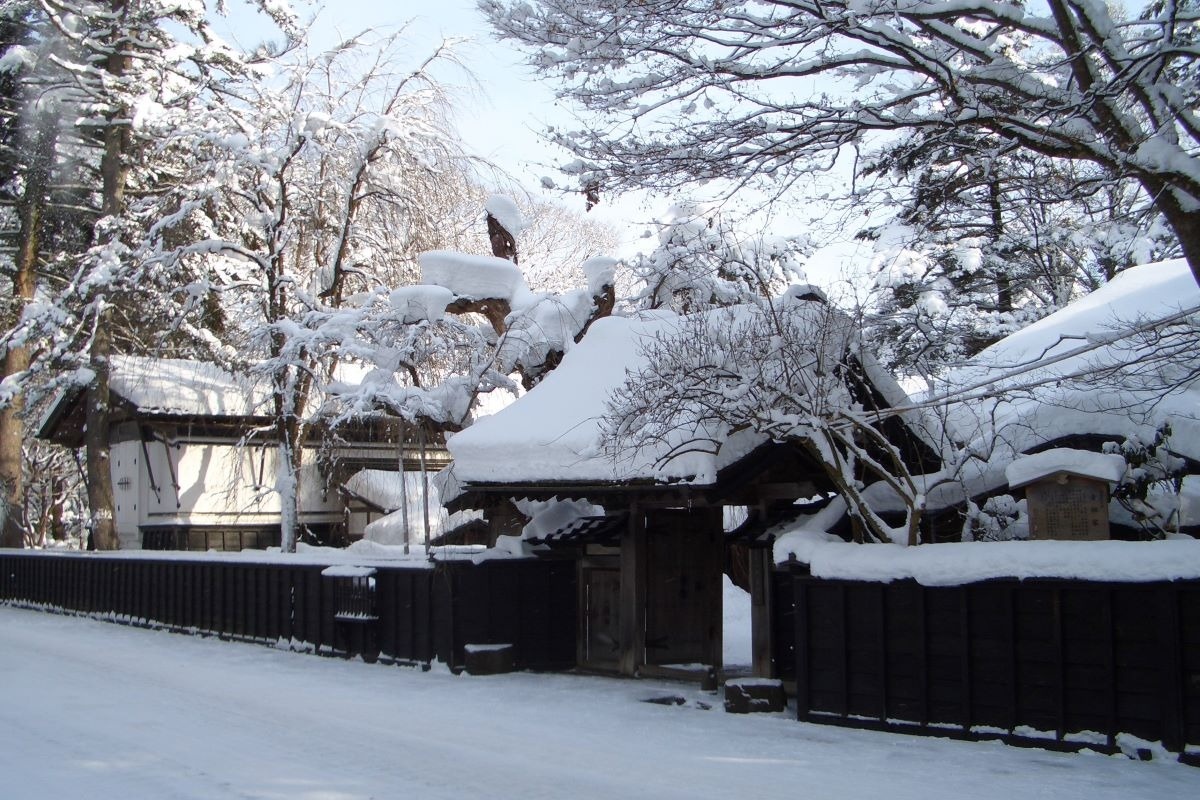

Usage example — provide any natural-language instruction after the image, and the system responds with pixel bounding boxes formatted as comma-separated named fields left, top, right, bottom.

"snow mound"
left=389, top=285, right=454, bottom=323
left=581, top=256, right=618, bottom=295
left=419, top=250, right=527, bottom=301
left=485, top=194, right=527, bottom=236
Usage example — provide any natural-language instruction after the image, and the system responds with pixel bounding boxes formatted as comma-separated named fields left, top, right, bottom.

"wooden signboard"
left=1024, top=473, right=1110, bottom=541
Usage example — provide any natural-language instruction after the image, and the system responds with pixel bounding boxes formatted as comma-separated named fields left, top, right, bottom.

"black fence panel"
left=433, top=558, right=577, bottom=672
left=785, top=569, right=1200, bottom=757
left=0, top=551, right=575, bottom=674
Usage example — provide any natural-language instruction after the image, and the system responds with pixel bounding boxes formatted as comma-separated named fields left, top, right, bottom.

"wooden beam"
left=754, top=481, right=819, bottom=501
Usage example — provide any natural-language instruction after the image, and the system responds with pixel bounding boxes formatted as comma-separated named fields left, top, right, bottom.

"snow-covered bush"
left=1106, top=425, right=1187, bottom=539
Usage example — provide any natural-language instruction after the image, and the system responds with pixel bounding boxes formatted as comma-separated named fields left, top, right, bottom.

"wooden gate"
left=643, top=509, right=723, bottom=670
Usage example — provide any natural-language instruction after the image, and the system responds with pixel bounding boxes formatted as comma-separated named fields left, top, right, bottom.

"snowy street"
left=1, top=606, right=1196, bottom=799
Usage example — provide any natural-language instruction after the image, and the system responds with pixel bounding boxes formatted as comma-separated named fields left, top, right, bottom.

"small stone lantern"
left=1006, top=448, right=1127, bottom=541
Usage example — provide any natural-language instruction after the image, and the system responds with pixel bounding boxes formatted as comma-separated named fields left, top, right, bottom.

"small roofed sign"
left=1006, top=448, right=1127, bottom=541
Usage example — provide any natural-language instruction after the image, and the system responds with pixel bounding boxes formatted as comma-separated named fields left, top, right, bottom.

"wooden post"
left=915, top=585, right=928, bottom=727
left=619, top=502, right=647, bottom=676
left=707, top=507, right=723, bottom=673
left=750, top=548, right=775, bottom=677
left=1005, top=584, right=1018, bottom=733
left=835, top=583, right=848, bottom=717
left=1052, top=586, right=1066, bottom=741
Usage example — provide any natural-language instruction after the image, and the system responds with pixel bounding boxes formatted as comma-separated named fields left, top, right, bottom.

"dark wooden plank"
left=794, top=575, right=810, bottom=721
left=960, top=586, right=971, bottom=731
left=1052, top=584, right=1065, bottom=740
left=915, top=582, right=929, bottom=727
left=835, top=583, right=848, bottom=717
left=1159, top=584, right=1186, bottom=752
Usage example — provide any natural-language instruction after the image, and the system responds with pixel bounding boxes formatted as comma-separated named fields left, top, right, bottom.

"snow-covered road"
left=1, top=605, right=1195, bottom=799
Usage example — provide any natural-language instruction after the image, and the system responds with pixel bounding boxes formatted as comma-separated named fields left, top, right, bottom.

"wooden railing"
left=0, top=551, right=576, bottom=671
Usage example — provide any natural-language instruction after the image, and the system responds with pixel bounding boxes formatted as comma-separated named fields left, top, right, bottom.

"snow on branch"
left=602, top=297, right=925, bottom=544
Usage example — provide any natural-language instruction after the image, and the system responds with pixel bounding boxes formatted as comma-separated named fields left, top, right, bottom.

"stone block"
left=724, top=678, right=786, bottom=714
left=464, top=643, right=516, bottom=675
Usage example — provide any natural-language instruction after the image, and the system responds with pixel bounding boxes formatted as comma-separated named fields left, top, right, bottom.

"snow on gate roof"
left=445, top=296, right=912, bottom=490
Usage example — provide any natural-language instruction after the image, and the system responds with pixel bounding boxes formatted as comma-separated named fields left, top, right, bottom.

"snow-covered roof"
left=1005, top=448, right=1127, bottom=489
left=344, top=469, right=413, bottom=512
left=933, top=258, right=1200, bottom=496
left=448, top=311, right=723, bottom=486
left=110, top=356, right=272, bottom=417
left=344, top=468, right=482, bottom=546
left=447, top=298, right=909, bottom=489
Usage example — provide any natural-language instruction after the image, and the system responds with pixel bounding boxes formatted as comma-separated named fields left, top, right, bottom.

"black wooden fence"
left=0, top=551, right=576, bottom=671
left=778, top=568, right=1200, bottom=759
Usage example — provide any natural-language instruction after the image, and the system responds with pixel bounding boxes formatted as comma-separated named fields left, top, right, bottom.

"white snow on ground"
left=1, top=606, right=1196, bottom=800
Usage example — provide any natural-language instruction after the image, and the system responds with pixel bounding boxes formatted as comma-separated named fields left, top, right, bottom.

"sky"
left=216, top=0, right=875, bottom=285
left=218, top=0, right=657, bottom=249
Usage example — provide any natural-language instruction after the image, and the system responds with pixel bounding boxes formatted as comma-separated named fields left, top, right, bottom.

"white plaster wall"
left=137, top=440, right=340, bottom=528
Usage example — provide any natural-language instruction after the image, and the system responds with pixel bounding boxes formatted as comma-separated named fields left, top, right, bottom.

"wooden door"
left=644, top=509, right=722, bottom=669
left=580, top=560, right=621, bottom=670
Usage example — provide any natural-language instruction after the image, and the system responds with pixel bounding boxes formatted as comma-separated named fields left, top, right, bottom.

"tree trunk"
left=1167, top=208, right=1200, bottom=290
left=1138, top=179, right=1200, bottom=289
left=277, top=433, right=298, bottom=553
left=82, top=0, right=132, bottom=550
left=85, top=316, right=119, bottom=550
left=988, top=179, right=1015, bottom=314
left=0, top=113, right=55, bottom=548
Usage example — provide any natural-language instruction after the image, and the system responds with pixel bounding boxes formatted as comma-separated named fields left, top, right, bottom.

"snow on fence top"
left=774, top=530, right=1200, bottom=585
left=12, top=541, right=438, bottom=567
